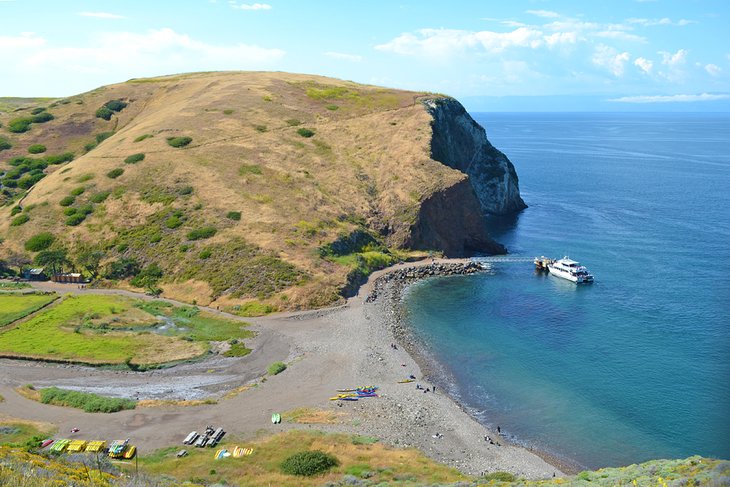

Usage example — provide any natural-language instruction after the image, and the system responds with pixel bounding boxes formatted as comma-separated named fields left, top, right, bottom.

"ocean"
left=403, top=113, right=730, bottom=469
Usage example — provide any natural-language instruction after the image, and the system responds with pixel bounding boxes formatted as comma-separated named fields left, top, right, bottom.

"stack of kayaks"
left=50, top=439, right=70, bottom=453
left=66, top=440, right=87, bottom=453
left=214, top=449, right=231, bottom=459
left=271, top=413, right=281, bottom=424
left=331, top=386, right=379, bottom=401
left=85, top=440, right=107, bottom=453
left=232, top=446, right=254, bottom=457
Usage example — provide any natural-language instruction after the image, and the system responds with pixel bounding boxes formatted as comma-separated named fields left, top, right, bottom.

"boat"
left=547, top=257, right=594, bottom=283
left=123, top=445, right=137, bottom=459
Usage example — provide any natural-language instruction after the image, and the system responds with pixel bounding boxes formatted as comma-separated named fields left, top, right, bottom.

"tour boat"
left=547, top=257, right=594, bottom=283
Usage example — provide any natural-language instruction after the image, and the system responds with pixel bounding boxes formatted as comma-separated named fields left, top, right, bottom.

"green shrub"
left=78, top=203, right=94, bottom=216
left=31, top=107, right=46, bottom=115
left=325, top=104, right=339, bottom=111
left=31, top=112, right=54, bottom=123
left=297, top=128, right=315, bottom=138
left=124, top=153, right=145, bottom=164
left=10, top=206, right=22, bottom=216
left=129, top=263, right=163, bottom=288
left=481, top=472, right=516, bottom=482
left=166, top=136, right=192, bottom=148
left=106, top=257, right=139, bottom=279
left=187, top=226, right=217, bottom=240
left=199, top=249, right=212, bottom=260
left=133, top=134, right=152, bottom=142
left=27, top=144, right=46, bottom=154
left=84, top=141, right=97, bottom=152
left=63, top=207, right=77, bottom=216
left=178, top=186, right=194, bottom=195
left=268, top=361, right=287, bottom=375
left=280, top=450, right=338, bottom=476
left=70, top=186, right=85, bottom=196
left=44, top=152, right=74, bottom=164
left=90, top=191, right=110, bottom=203
left=226, top=211, right=241, bottom=221
left=17, top=173, right=44, bottom=189
left=95, top=132, right=114, bottom=144
left=59, top=195, right=75, bottom=207
left=223, top=109, right=234, bottom=115
left=107, top=168, right=124, bottom=179
left=65, top=213, right=86, bottom=226
left=40, top=387, right=136, bottom=413
left=7, top=118, right=32, bottom=133
left=165, top=216, right=183, bottom=229
left=104, top=99, right=127, bottom=112
left=95, top=106, right=113, bottom=120
left=11, top=214, right=30, bottom=226
left=0, top=137, right=12, bottom=151
left=24, top=232, right=55, bottom=252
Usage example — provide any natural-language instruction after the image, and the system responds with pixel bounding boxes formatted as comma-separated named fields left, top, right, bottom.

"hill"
left=0, top=72, right=525, bottom=311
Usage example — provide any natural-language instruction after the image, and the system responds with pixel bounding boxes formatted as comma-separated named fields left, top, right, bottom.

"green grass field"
left=0, top=293, right=57, bottom=327
left=0, top=420, right=55, bottom=447
left=0, top=294, right=252, bottom=365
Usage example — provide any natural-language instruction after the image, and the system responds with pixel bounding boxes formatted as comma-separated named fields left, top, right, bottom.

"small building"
left=23, top=268, right=48, bottom=281
left=51, top=273, right=84, bottom=284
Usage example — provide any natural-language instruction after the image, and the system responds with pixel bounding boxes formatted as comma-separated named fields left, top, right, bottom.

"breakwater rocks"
left=366, top=261, right=485, bottom=303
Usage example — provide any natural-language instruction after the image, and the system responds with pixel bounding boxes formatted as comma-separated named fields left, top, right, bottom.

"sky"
left=1, top=0, right=729, bottom=110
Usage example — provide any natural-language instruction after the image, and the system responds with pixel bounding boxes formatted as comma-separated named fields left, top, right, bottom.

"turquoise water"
left=404, top=113, right=730, bottom=469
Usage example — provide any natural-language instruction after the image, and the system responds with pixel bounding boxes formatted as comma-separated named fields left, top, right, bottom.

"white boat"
left=547, top=257, right=594, bottom=283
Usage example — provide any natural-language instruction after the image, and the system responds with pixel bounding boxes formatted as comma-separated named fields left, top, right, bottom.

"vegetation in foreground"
left=0, top=429, right=726, bottom=486
left=0, top=294, right=252, bottom=366
left=38, top=386, right=136, bottom=413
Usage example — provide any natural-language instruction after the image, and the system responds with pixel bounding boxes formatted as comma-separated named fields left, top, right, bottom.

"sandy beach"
left=0, top=260, right=563, bottom=479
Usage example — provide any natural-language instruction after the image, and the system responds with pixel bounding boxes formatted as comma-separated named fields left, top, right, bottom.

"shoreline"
left=362, top=259, right=583, bottom=475
left=0, top=260, right=565, bottom=479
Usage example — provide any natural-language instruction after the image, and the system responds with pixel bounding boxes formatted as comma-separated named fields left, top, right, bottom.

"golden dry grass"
left=137, top=398, right=217, bottom=408
left=281, top=407, right=343, bottom=424
left=0, top=72, right=460, bottom=308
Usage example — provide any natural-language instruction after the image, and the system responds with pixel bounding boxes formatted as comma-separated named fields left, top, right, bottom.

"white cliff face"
left=424, top=98, right=527, bottom=215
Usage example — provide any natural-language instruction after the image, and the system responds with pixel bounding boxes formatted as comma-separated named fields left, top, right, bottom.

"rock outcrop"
left=424, top=98, right=527, bottom=215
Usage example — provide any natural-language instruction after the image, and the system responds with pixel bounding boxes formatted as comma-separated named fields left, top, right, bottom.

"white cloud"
left=660, top=49, right=687, bottom=66
left=0, top=32, right=45, bottom=49
left=595, top=30, right=645, bottom=42
left=79, top=12, right=127, bottom=19
left=544, top=31, right=577, bottom=47
left=609, top=93, right=730, bottom=103
left=324, top=51, right=362, bottom=62
left=527, top=9, right=560, bottom=18
left=634, top=57, right=653, bottom=74
left=19, top=28, right=284, bottom=76
left=592, top=44, right=630, bottom=76
left=626, top=17, right=694, bottom=27
left=705, top=64, right=721, bottom=76
left=230, top=2, right=271, bottom=10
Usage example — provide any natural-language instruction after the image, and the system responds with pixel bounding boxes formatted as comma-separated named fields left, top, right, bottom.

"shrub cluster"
left=40, top=387, right=136, bottom=413
left=27, top=144, right=47, bottom=154
left=268, top=361, right=287, bottom=375
left=226, top=211, right=241, bottom=221
left=59, top=195, right=75, bottom=207
left=280, top=450, right=338, bottom=476
left=96, top=132, right=114, bottom=144
left=95, top=99, right=127, bottom=120
left=166, top=136, right=192, bottom=148
left=297, top=128, right=315, bottom=138
left=134, top=134, right=152, bottom=142
left=0, top=137, right=12, bottom=151
left=70, top=187, right=85, bottom=196
left=107, top=168, right=124, bottom=179
left=11, top=214, right=29, bottom=226
left=24, top=232, right=55, bottom=252
left=187, top=226, right=217, bottom=240
left=7, top=118, right=32, bottom=133
left=90, top=191, right=110, bottom=203
left=105, top=257, right=140, bottom=279
left=124, top=153, right=145, bottom=164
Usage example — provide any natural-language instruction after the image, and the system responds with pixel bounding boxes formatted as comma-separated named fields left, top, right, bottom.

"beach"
left=0, top=260, right=562, bottom=479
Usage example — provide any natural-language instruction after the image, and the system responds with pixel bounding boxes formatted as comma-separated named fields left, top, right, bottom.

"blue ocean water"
left=403, top=113, right=730, bottom=469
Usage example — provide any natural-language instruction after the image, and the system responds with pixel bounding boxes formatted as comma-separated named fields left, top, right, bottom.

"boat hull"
left=547, top=266, right=593, bottom=283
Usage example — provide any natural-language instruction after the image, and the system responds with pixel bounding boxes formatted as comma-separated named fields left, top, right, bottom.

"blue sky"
left=1, top=0, right=728, bottom=109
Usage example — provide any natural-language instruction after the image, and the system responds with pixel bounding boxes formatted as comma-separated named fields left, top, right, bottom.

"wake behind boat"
left=535, top=256, right=594, bottom=283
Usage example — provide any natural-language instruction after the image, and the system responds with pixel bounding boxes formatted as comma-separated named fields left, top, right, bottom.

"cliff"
left=424, top=98, right=527, bottom=215
left=0, top=72, right=523, bottom=309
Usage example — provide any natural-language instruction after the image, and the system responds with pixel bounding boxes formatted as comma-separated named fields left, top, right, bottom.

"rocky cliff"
left=424, top=98, right=527, bottom=215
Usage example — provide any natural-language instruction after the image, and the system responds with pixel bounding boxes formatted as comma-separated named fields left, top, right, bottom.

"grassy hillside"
left=0, top=72, right=466, bottom=310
